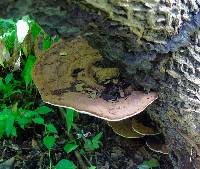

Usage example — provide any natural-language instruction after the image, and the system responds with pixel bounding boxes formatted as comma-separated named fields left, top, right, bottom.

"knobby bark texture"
left=1, top=0, right=200, bottom=168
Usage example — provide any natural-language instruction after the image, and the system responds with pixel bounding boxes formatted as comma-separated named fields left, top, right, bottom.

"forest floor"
left=0, top=110, right=173, bottom=169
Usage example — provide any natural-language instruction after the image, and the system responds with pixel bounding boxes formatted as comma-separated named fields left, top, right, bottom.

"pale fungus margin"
left=146, top=136, right=169, bottom=155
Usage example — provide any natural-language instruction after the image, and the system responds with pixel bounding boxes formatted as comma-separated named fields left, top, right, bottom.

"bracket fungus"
left=146, top=136, right=169, bottom=155
left=32, top=36, right=157, bottom=121
left=107, top=118, right=143, bottom=138
left=131, top=113, right=160, bottom=136
left=107, top=113, right=159, bottom=138
left=108, top=114, right=168, bottom=154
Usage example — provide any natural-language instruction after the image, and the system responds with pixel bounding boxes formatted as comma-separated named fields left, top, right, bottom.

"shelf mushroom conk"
left=32, top=36, right=158, bottom=121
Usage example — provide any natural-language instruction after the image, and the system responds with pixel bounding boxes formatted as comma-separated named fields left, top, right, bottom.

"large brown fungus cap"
left=32, top=36, right=158, bottom=121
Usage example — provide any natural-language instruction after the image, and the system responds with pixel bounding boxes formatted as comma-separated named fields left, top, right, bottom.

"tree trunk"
left=1, top=0, right=200, bottom=168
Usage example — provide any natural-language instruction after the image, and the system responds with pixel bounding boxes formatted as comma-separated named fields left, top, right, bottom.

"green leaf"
left=11, top=126, right=17, bottom=137
left=65, top=109, right=74, bottom=133
left=17, top=117, right=30, bottom=129
left=35, top=106, right=52, bottom=115
left=31, top=22, right=42, bottom=39
left=21, top=54, right=36, bottom=87
left=84, top=139, right=94, bottom=151
left=43, top=136, right=56, bottom=149
left=47, top=123, right=57, bottom=134
left=5, top=73, right=13, bottom=84
left=4, top=30, right=17, bottom=51
left=84, top=132, right=103, bottom=151
left=79, top=149, right=85, bottom=155
left=137, top=159, right=160, bottom=169
left=23, top=110, right=37, bottom=118
left=42, top=36, right=52, bottom=50
left=92, top=132, right=103, bottom=146
left=5, top=110, right=15, bottom=137
left=55, top=159, right=76, bottom=169
left=0, top=120, right=5, bottom=139
left=0, top=79, right=6, bottom=92
left=64, top=143, right=78, bottom=153
left=33, top=117, right=44, bottom=125
left=0, top=18, right=15, bottom=35
left=88, top=166, right=96, bottom=169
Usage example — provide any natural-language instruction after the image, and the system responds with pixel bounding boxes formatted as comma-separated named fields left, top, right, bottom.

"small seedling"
left=137, top=158, right=160, bottom=169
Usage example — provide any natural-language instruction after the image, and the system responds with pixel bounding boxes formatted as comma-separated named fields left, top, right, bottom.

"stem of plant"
left=48, top=149, right=52, bottom=169
left=73, top=123, right=93, bottom=167
left=59, top=108, right=88, bottom=169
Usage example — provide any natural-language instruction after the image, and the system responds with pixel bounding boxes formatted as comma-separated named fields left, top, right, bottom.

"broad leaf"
left=88, top=166, right=96, bottom=169
left=17, top=117, right=30, bottom=129
left=5, top=73, right=13, bottom=84
left=137, top=159, right=160, bottom=169
left=55, top=159, right=76, bottom=169
left=4, top=30, right=16, bottom=51
left=0, top=120, right=5, bottom=139
left=11, top=126, right=17, bottom=137
left=42, top=36, right=52, bottom=50
left=21, top=54, right=36, bottom=87
left=31, top=21, right=42, bottom=39
left=47, top=123, right=57, bottom=134
left=84, top=132, right=103, bottom=151
left=33, top=117, right=44, bottom=125
left=5, top=110, right=15, bottom=137
left=43, top=136, right=56, bottom=149
left=64, top=143, right=78, bottom=153
left=66, top=109, right=74, bottom=133
left=35, top=106, right=52, bottom=115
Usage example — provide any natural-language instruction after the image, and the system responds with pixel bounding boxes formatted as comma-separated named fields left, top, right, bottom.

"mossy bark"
left=151, top=36, right=200, bottom=168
